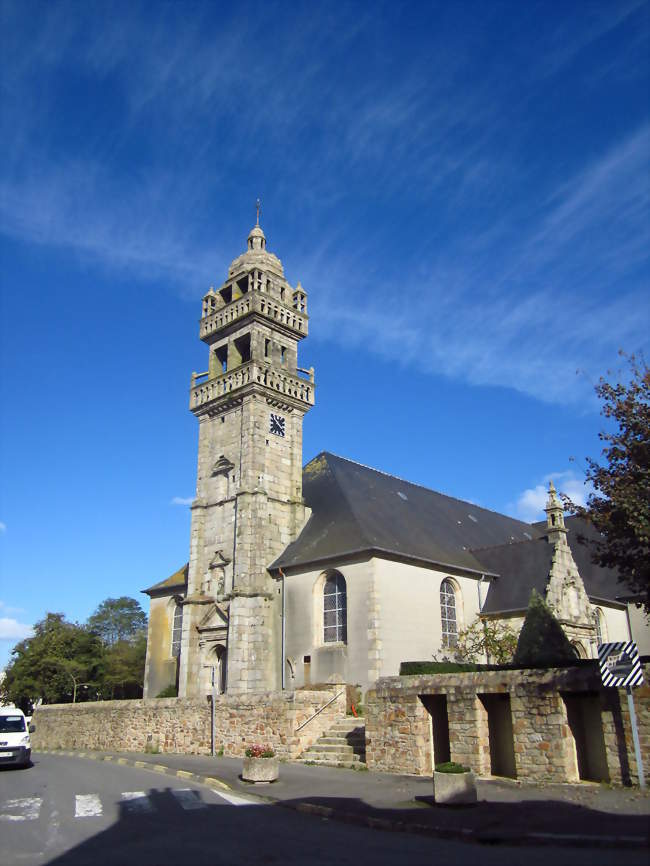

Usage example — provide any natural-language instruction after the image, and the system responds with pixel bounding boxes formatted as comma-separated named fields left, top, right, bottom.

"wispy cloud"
left=0, top=522, right=6, bottom=534
left=513, top=471, right=593, bottom=523
left=533, top=1, right=646, bottom=80
left=1, top=3, right=647, bottom=408
left=301, top=123, right=650, bottom=406
left=170, top=496, right=193, bottom=506
left=0, top=618, right=34, bottom=642
left=0, top=602, right=23, bottom=616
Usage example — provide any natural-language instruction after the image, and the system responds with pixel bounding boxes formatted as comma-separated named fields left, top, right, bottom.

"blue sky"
left=1, top=0, right=648, bottom=667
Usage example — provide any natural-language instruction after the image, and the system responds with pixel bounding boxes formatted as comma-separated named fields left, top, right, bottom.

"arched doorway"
left=571, top=640, right=588, bottom=659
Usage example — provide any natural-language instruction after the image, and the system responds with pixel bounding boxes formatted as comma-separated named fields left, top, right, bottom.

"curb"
left=36, top=750, right=649, bottom=849
left=37, top=749, right=233, bottom=794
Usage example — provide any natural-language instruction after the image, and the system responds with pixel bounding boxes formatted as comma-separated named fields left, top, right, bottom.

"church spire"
left=544, top=480, right=567, bottom=543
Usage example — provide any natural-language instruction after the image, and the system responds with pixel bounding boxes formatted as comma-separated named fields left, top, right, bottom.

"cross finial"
left=255, top=198, right=261, bottom=226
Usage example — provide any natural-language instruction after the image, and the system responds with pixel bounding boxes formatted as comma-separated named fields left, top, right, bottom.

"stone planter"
left=433, top=769, right=477, bottom=805
left=242, top=756, right=280, bottom=783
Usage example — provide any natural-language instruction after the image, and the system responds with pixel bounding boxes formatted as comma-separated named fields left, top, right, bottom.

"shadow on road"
left=42, top=785, right=649, bottom=866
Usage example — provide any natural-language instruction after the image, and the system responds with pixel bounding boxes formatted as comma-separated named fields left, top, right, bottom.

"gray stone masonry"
left=179, top=221, right=314, bottom=697
left=32, top=686, right=346, bottom=760
left=366, top=662, right=650, bottom=785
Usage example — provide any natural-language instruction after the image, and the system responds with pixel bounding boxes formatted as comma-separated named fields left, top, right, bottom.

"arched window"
left=593, top=608, right=605, bottom=645
left=440, top=579, right=458, bottom=648
left=171, top=603, right=183, bottom=658
left=214, top=644, right=227, bottom=694
left=323, top=572, right=347, bottom=643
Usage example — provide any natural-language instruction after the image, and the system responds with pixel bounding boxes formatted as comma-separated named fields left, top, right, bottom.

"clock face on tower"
left=269, top=413, right=286, bottom=437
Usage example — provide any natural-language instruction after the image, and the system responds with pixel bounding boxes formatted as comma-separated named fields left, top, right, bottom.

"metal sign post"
left=204, top=664, right=216, bottom=757
left=626, top=685, right=645, bottom=789
left=598, top=641, right=645, bottom=788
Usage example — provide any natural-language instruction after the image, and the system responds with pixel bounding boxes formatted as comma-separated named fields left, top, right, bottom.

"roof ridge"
left=319, top=451, right=535, bottom=528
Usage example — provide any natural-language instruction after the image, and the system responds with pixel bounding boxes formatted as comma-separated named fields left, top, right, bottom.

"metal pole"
left=211, top=666, right=216, bottom=757
left=281, top=569, right=286, bottom=690
left=626, top=685, right=645, bottom=788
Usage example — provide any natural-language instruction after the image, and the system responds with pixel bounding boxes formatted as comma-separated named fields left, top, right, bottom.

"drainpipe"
left=280, top=567, right=286, bottom=690
left=477, top=574, right=486, bottom=611
left=624, top=602, right=633, bottom=643
left=477, top=575, right=488, bottom=663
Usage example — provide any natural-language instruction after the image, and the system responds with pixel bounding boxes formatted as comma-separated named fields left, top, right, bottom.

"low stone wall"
left=366, top=663, right=649, bottom=785
left=32, top=685, right=346, bottom=760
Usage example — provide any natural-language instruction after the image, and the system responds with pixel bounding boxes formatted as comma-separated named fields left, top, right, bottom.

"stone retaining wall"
left=366, top=663, right=649, bottom=785
left=32, top=685, right=346, bottom=760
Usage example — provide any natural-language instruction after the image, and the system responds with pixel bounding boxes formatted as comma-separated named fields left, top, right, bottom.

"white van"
left=0, top=707, right=33, bottom=768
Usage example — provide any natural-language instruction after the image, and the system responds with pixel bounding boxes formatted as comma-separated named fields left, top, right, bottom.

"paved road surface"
left=0, top=754, right=647, bottom=865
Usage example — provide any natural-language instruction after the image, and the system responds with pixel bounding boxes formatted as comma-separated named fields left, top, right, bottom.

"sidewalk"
left=38, top=749, right=650, bottom=848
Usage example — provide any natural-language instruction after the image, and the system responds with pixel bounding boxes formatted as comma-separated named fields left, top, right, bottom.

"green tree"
left=87, top=597, right=147, bottom=645
left=566, top=354, right=650, bottom=613
left=513, top=590, right=578, bottom=668
left=101, top=633, right=147, bottom=700
left=455, top=619, right=518, bottom=665
left=0, top=614, right=104, bottom=713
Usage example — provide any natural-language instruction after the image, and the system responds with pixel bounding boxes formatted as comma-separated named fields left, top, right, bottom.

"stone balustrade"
left=200, top=291, right=308, bottom=340
left=190, top=361, right=315, bottom=410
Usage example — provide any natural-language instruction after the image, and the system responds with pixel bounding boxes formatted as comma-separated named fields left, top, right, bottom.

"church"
left=142, top=218, right=646, bottom=701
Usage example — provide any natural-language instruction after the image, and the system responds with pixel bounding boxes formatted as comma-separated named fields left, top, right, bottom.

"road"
left=0, top=753, right=647, bottom=865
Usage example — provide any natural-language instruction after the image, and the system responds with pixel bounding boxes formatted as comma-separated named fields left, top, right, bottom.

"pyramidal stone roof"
left=271, top=452, right=545, bottom=575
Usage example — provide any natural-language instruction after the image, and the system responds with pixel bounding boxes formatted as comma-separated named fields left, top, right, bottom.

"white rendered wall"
left=284, top=557, right=485, bottom=696
left=283, top=561, right=372, bottom=692
left=373, top=558, right=483, bottom=679
left=627, top=604, right=650, bottom=655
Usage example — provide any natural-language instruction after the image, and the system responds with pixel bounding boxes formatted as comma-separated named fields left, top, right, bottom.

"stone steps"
left=296, top=716, right=366, bottom=768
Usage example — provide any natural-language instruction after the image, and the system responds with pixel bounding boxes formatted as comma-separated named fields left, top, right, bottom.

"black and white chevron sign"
left=598, top=641, right=644, bottom=688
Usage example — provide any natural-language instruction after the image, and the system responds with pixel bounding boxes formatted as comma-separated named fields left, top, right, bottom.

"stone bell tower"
left=178, top=214, right=314, bottom=696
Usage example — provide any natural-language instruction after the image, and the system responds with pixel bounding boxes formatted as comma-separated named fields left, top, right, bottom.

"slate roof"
left=479, top=518, right=624, bottom=614
left=542, top=516, right=624, bottom=603
left=143, top=563, right=188, bottom=596
left=272, top=453, right=623, bottom=612
left=476, top=539, right=554, bottom=614
left=271, top=452, right=545, bottom=575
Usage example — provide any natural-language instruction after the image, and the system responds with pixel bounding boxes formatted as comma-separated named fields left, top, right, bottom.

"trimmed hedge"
left=400, top=658, right=598, bottom=675
left=400, top=661, right=483, bottom=675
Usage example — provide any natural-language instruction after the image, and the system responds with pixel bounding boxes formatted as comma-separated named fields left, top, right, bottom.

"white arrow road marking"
left=170, top=788, right=205, bottom=810
left=215, top=790, right=260, bottom=807
left=75, top=794, right=103, bottom=817
left=0, top=797, right=42, bottom=821
left=120, top=791, right=154, bottom=813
